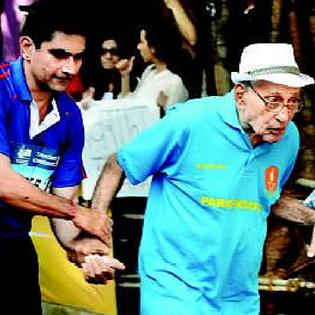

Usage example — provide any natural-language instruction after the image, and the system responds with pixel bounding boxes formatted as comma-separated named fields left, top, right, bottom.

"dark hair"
left=96, top=30, right=122, bottom=57
left=20, top=0, right=87, bottom=48
left=143, top=23, right=182, bottom=67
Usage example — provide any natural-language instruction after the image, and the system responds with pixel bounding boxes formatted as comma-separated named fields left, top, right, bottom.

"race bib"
left=11, top=143, right=60, bottom=191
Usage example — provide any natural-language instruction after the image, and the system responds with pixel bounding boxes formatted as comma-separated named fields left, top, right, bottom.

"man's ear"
left=234, top=83, right=247, bottom=109
left=19, top=36, right=36, bottom=61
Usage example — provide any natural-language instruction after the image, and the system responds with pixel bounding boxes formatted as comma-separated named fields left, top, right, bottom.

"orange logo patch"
left=265, top=166, right=279, bottom=193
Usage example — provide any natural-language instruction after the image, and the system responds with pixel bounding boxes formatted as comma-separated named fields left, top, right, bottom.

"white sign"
left=80, top=99, right=160, bottom=200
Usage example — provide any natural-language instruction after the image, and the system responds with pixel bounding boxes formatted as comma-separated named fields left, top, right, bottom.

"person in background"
left=81, top=43, right=315, bottom=315
left=77, top=30, right=140, bottom=109
left=0, top=1, right=122, bottom=314
left=78, top=33, right=123, bottom=107
left=116, top=24, right=188, bottom=115
left=92, top=35, right=122, bottom=100
left=162, top=0, right=218, bottom=97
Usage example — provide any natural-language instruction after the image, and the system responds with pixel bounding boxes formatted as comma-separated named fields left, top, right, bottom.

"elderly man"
left=85, top=43, right=314, bottom=315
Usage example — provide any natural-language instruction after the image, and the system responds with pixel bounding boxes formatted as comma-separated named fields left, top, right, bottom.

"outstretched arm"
left=51, top=185, right=111, bottom=252
left=91, top=153, right=126, bottom=212
left=0, top=153, right=112, bottom=245
left=272, top=195, right=315, bottom=225
left=164, top=0, right=197, bottom=46
left=57, top=153, right=125, bottom=266
left=51, top=185, right=124, bottom=284
left=73, top=153, right=126, bottom=283
left=272, top=194, right=315, bottom=257
left=0, top=153, right=77, bottom=219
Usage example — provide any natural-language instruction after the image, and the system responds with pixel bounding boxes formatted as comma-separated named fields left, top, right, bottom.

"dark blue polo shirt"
left=0, top=57, right=84, bottom=238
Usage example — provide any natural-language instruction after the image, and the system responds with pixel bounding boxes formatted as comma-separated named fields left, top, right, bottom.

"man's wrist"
left=65, top=201, right=78, bottom=219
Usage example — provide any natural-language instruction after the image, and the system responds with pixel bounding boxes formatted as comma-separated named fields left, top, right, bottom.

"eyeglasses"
left=101, top=47, right=119, bottom=56
left=248, top=83, right=304, bottom=113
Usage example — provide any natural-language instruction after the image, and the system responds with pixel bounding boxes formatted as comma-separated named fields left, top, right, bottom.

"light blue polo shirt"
left=117, top=91, right=299, bottom=315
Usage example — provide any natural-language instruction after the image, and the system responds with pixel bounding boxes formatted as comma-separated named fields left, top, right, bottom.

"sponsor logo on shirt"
left=200, top=196, right=262, bottom=212
left=265, top=165, right=279, bottom=194
left=11, top=143, right=60, bottom=191
left=196, top=163, right=227, bottom=170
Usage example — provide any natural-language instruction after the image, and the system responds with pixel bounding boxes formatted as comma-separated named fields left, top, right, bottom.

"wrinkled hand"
left=116, top=56, right=135, bottom=77
left=73, top=207, right=113, bottom=246
left=82, top=254, right=125, bottom=285
left=67, top=235, right=110, bottom=266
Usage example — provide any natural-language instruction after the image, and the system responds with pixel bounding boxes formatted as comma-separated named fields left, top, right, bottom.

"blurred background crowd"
left=1, top=0, right=314, bottom=140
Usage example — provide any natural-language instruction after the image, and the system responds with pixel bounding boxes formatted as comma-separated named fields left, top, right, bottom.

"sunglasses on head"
left=101, top=47, right=119, bottom=56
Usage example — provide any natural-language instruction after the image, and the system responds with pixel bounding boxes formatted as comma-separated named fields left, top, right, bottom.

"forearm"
left=53, top=153, right=125, bottom=251
left=1, top=152, right=112, bottom=245
left=167, top=0, right=197, bottom=46
left=120, top=74, right=131, bottom=97
left=92, top=153, right=125, bottom=213
left=116, top=56, right=135, bottom=97
left=0, top=169, right=76, bottom=219
left=272, top=195, right=315, bottom=225
left=50, top=186, right=81, bottom=249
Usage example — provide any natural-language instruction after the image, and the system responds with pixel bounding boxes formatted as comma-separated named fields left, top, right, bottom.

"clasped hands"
left=69, top=207, right=125, bottom=284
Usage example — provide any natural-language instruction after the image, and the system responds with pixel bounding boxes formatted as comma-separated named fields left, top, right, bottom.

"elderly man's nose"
left=275, top=106, right=291, bottom=121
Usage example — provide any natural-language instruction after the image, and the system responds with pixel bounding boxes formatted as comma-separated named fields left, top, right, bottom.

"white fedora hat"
left=231, top=43, right=314, bottom=87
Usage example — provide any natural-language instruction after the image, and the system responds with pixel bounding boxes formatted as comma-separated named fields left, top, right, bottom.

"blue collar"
left=219, top=90, right=244, bottom=132
left=10, top=56, right=32, bottom=102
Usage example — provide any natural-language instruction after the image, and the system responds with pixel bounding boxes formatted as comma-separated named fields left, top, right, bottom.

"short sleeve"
left=165, top=76, right=189, bottom=106
left=51, top=107, right=85, bottom=188
left=117, top=108, right=189, bottom=185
